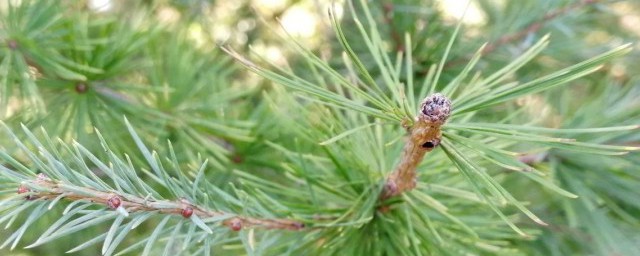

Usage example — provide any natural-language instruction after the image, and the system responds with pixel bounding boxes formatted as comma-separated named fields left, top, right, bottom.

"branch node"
left=228, top=218, right=243, bottom=231
left=380, top=93, right=451, bottom=201
left=181, top=207, right=194, bottom=218
left=13, top=175, right=306, bottom=232
left=107, top=195, right=122, bottom=209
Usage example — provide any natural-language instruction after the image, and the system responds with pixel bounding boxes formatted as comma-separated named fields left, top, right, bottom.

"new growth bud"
left=229, top=218, right=242, bottom=231
left=419, top=93, right=451, bottom=124
left=181, top=207, right=194, bottom=218
left=107, top=195, right=122, bottom=209
left=381, top=93, right=452, bottom=201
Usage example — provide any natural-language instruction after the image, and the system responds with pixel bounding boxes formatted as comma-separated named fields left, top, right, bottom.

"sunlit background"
left=82, top=0, right=639, bottom=64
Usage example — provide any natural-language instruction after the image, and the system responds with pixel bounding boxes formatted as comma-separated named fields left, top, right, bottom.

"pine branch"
left=0, top=121, right=306, bottom=254
left=17, top=174, right=304, bottom=232
left=224, top=3, right=636, bottom=238
left=380, top=93, right=451, bottom=200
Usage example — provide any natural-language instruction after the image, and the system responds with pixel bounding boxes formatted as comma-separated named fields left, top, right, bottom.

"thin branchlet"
left=444, top=0, right=601, bottom=69
left=381, top=93, right=451, bottom=200
left=17, top=174, right=305, bottom=231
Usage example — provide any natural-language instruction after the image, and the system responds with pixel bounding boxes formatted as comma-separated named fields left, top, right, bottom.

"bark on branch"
left=380, top=93, right=451, bottom=200
left=18, top=173, right=305, bottom=231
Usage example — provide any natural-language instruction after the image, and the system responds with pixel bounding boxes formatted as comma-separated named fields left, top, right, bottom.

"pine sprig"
left=517, top=80, right=640, bottom=255
left=223, top=0, right=637, bottom=239
left=0, top=121, right=303, bottom=255
left=1, top=0, right=253, bottom=173
left=0, top=0, right=69, bottom=114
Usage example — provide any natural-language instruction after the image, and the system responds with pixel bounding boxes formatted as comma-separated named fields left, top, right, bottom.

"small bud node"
left=107, top=195, right=122, bottom=209
left=419, top=93, right=451, bottom=124
left=229, top=218, right=242, bottom=231
left=181, top=207, right=194, bottom=218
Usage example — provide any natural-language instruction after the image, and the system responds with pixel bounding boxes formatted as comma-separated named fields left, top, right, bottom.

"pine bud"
left=17, top=184, right=35, bottom=200
left=419, top=93, right=451, bottom=124
left=17, top=184, right=29, bottom=194
left=181, top=207, right=194, bottom=218
left=107, top=195, right=122, bottom=209
left=229, top=218, right=242, bottom=231
left=75, top=83, right=88, bottom=93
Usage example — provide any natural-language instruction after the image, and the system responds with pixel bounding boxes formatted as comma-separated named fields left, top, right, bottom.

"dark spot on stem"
left=421, top=141, right=435, bottom=148
left=293, top=222, right=305, bottom=229
left=421, top=139, right=440, bottom=149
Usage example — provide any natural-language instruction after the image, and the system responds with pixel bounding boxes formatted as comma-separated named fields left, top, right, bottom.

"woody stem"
left=18, top=174, right=305, bottom=231
left=380, top=93, right=452, bottom=200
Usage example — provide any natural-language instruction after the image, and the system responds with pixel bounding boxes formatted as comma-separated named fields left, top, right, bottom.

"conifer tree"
left=1, top=0, right=639, bottom=255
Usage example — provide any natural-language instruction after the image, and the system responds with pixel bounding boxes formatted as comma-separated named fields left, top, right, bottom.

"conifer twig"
left=444, top=0, right=601, bottom=69
left=380, top=93, right=451, bottom=200
left=17, top=174, right=305, bottom=231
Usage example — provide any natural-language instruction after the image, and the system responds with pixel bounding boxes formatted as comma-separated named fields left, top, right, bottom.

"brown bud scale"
left=107, top=195, right=121, bottom=209
left=181, top=207, right=194, bottom=218
left=229, top=218, right=242, bottom=231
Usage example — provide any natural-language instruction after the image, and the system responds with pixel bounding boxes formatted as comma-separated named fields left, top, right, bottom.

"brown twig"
left=380, top=93, right=451, bottom=200
left=444, top=0, right=601, bottom=69
left=18, top=174, right=305, bottom=231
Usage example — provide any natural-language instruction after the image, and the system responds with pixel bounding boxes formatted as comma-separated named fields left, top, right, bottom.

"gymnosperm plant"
left=1, top=0, right=639, bottom=255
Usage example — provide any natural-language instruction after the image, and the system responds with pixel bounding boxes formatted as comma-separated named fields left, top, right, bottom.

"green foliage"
left=0, top=121, right=257, bottom=255
left=1, top=0, right=639, bottom=255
